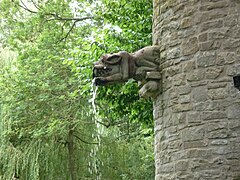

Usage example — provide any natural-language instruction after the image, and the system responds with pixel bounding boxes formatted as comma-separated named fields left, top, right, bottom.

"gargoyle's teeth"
left=94, top=65, right=104, bottom=69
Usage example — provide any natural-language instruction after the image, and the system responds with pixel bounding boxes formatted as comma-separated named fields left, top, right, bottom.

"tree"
left=0, top=0, right=155, bottom=179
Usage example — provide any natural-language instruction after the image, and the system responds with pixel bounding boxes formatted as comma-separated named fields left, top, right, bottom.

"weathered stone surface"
left=227, top=104, right=240, bottom=119
left=199, top=40, right=221, bottom=51
left=198, top=32, right=208, bottom=42
left=181, top=126, right=205, bottom=142
left=175, top=160, right=189, bottom=171
left=191, top=86, right=208, bottom=102
left=210, top=139, right=228, bottom=146
left=177, top=85, right=191, bottom=95
left=182, top=60, right=195, bottom=72
left=196, top=52, right=216, bottom=67
left=183, top=140, right=208, bottom=149
left=200, top=20, right=223, bottom=32
left=182, top=37, right=199, bottom=56
left=186, top=111, right=201, bottom=123
left=187, top=69, right=205, bottom=81
left=178, top=94, right=190, bottom=104
left=202, top=111, right=227, bottom=120
left=180, top=17, right=192, bottom=29
left=153, top=0, right=240, bottom=179
left=208, top=88, right=227, bottom=100
left=206, top=67, right=223, bottom=79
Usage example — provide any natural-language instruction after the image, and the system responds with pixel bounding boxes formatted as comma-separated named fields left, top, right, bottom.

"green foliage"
left=0, top=44, right=97, bottom=179
left=91, top=0, right=154, bottom=135
left=98, top=132, right=154, bottom=180
left=0, top=0, right=154, bottom=179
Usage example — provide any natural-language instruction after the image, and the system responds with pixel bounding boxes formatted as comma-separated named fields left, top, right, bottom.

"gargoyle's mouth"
left=93, top=66, right=112, bottom=78
left=94, top=78, right=107, bottom=86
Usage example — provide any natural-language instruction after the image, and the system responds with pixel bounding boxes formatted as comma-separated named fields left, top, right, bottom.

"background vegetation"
left=0, top=0, right=154, bottom=179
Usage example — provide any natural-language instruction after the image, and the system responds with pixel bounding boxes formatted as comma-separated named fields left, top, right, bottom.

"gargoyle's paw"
left=139, top=81, right=160, bottom=98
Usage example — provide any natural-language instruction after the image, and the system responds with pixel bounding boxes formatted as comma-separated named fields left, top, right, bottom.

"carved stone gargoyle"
left=93, top=46, right=161, bottom=98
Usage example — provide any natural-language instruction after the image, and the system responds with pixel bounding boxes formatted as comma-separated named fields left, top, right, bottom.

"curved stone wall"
left=153, top=0, right=240, bottom=179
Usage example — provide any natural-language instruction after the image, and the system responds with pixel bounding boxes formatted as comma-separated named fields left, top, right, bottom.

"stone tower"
left=153, top=0, right=240, bottom=179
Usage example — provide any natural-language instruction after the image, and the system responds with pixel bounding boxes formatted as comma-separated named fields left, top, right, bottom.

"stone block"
left=187, top=69, right=205, bottom=82
left=208, top=129, right=228, bottom=139
left=157, top=163, right=174, bottom=173
left=198, top=8, right=228, bottom=22
left=196, top=52, right=216, bottom=67
left=182, top=37, right=199, bottom=56
left=210, top=139, right=228, bottom=146
left=206, top=66, right=223, bottom=79
left=177, top=85, right=191, bottom=95
left=226, top=26, right=240, bottom=39
left=180, top=17, right=192, bottom=29
left=173, top=74, right=186, bottom=86
left=223, top=39, right=240, bottom=50
left=208, top=31, right=226, bottom=40
left=207, top=121, right=228, bottom=132
left=189, top=159, right=210, bottom=171
left=198, top=32, right=208, bottom=42
left=199, top=40, right=221, bottom=51
left=182, top=60, right=196, bottom=72
left=225, top=52, right=237, bottom=64
left=208, top=88, right=227, bottom=100
left=213, top=146, right=232, bottom=155
left=229, top=119, right=240, bottom=129
left=165, top=65, right=181, bottom=77
left=202, top=111, right=227, bottom=120
left=168, top=141, right=181, bottom=151
left=173, top=103, right=192, bottom=112
left=200, top=20, right=223, bottom=32
left=175, top=160, right=189, bottom=171
left=191, top=86, right=208, bottom=102
left=178, top=94, right=191, bottom=104
left=199, top=1, right=228, bottom=11
left=226, top=64, right=240, bottom=76
left=189, top=80, right=208, bottom=87
left=183, top=140, right=208, bottom=149
left=167, top=46, right=181, bottom=59
left=187, top=111, right=201, bottom=123
left=181, top=126, right=205, bottom=142
left=183, top=6, right=195, bottom=17
left=188, top=148, right=213, bottom=158
left=207, top=82, right=227, bottom=89
left=172, top=150, right=189, bottom=161
left=227, top=104, right=240, bottom=119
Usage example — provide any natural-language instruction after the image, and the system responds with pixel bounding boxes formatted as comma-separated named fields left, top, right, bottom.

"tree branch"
left=96, top=120, right=111, bottom=128
left=15, top=0, right=94, bottom=22
left=30, top=0, right=41, bottom=10
left=19, top=0, right=38, bottom=14
left=74, top=134, right=99, bottom=145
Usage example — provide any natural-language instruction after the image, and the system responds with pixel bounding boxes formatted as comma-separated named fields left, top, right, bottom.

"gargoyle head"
left=93, top=52, right=131, bottom=86
left=93, top=54, right=122, bottom=86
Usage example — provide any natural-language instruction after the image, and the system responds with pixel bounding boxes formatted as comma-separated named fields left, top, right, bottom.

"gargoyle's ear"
left=103, top=55, right=122, bottom=65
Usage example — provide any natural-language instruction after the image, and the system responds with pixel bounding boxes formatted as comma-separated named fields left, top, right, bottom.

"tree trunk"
left=68, top=128, right=76, bottom=180
left=153, top=0, right=240, bottom=179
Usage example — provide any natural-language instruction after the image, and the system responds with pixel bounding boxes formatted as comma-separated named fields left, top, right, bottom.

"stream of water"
left=89, top=78, right=102, bottom=180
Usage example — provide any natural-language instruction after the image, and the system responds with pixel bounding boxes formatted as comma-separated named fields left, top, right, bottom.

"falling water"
left=91, top=78, right=98, bottom=114
left=88, top=78, right=102, bottom=180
